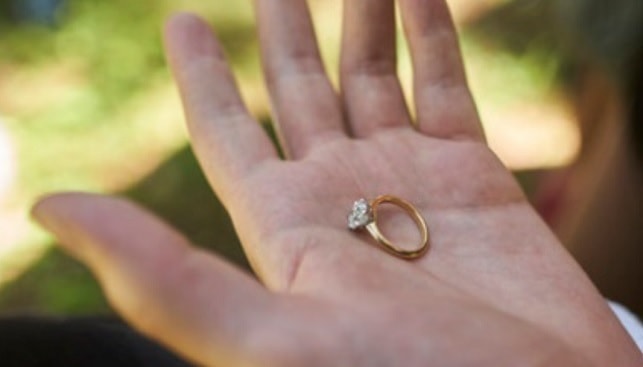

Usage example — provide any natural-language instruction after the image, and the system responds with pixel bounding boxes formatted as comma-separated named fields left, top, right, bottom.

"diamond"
left=348, top=198, right=373, bottom=230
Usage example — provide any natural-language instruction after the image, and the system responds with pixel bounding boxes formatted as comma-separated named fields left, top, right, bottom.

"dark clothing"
left=0, top=317, right=192, bottom=366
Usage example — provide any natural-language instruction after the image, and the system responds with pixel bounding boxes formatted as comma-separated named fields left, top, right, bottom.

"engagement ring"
left=348, top=195, right=429, bottom=260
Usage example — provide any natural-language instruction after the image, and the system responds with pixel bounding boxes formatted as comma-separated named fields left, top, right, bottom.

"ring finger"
left=340, top=0, right=413, bottom=137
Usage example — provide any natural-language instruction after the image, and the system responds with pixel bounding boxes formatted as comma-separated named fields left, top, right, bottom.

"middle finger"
left=340, top=0, right=413, bottom=137
left=254, top=0, right=346, bottom=159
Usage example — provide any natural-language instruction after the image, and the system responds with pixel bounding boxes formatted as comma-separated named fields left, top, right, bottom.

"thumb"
left=32, top=192, right=280, bottom=366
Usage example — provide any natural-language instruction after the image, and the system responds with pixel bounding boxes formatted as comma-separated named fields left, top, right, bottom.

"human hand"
left=32, top=1, right=641, bottom=366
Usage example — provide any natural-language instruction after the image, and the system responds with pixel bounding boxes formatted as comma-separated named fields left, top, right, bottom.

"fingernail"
left=30, top=194, right=89, bottom=261
left=30, top=195, right=57, bottom=231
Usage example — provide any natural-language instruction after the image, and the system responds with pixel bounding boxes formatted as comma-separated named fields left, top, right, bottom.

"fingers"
left=254, top=0, right=346, bottom=158
left=31, top=193, right=281, bottom=367
left=398, top=0, right=485, bottom=141
left=340, top=0, right=412, bottom=137
left=164, top=13, right=278, bottom=199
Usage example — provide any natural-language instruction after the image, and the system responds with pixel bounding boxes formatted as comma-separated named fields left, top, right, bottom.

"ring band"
left=348, top=195, right=430, bottom=259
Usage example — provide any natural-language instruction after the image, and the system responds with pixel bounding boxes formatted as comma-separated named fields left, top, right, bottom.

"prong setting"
left=348, top=198, right=373, bottom=230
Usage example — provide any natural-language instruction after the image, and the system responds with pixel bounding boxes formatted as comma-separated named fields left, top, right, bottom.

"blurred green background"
left=0, top=0, right=640, bottom=316
left=0, top=0, right=266, bottom=314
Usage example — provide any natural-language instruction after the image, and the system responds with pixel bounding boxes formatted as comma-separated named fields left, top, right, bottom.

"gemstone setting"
left=348, top=198, right=373, bottom=230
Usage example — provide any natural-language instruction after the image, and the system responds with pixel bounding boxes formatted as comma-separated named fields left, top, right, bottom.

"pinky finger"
left=399, top=0, right=484, bottom=141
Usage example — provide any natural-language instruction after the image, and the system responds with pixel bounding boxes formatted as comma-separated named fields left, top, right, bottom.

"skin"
left=31, top=1, right=641, bottom=366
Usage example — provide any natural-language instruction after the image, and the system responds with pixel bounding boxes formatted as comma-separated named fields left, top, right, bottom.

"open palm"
left=34, top=1, right=640, bottom=366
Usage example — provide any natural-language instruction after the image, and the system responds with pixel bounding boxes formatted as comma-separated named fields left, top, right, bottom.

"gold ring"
left=348, top=195, right=429, bottom=259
